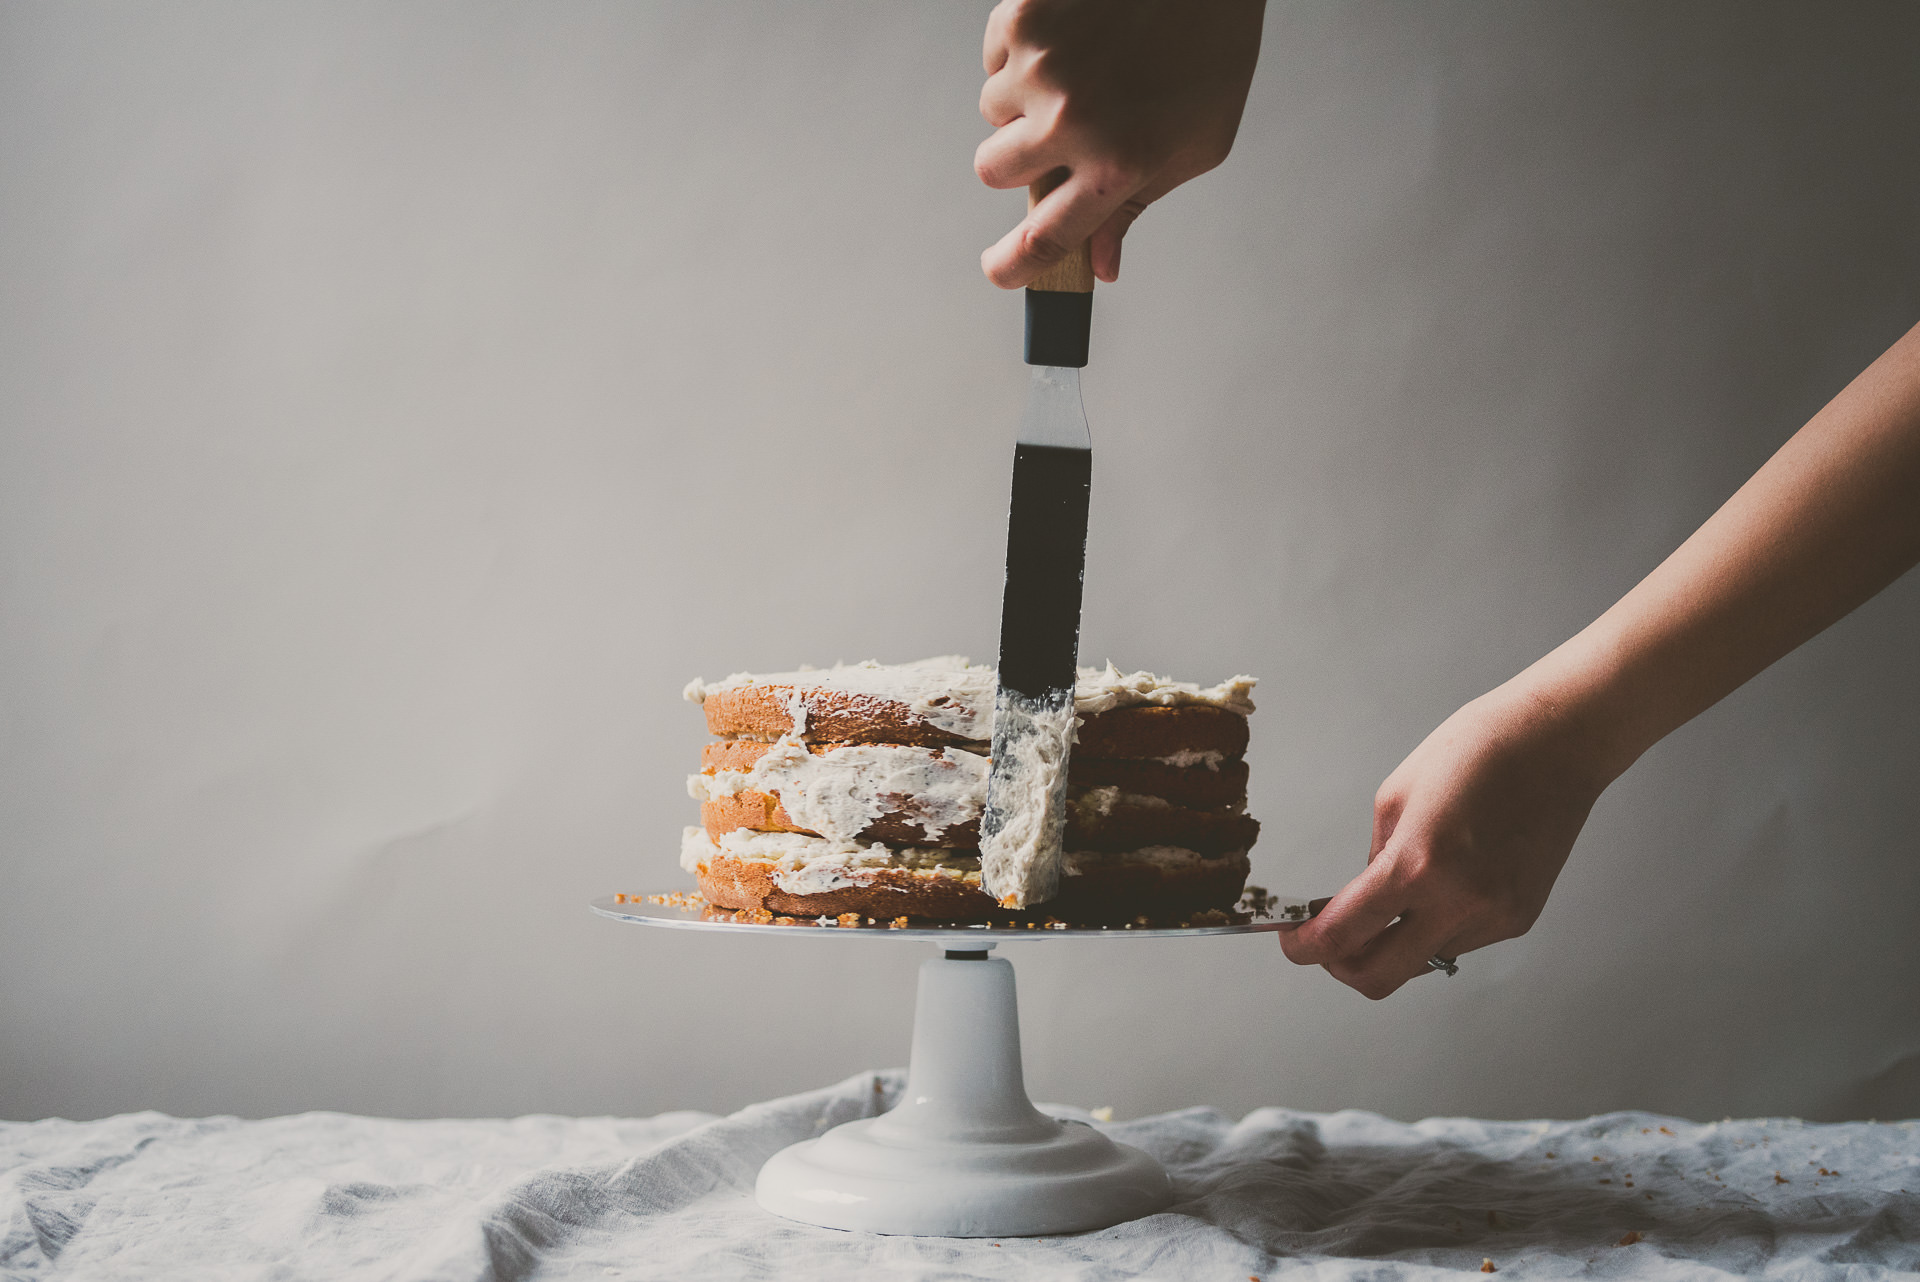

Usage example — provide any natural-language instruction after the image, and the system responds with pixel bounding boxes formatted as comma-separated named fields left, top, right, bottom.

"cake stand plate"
left=592, top=892, right=1310, bottom=1237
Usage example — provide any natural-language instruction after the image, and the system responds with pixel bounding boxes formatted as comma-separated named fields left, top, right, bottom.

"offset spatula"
left=979, top=186, right=1095, bottom=909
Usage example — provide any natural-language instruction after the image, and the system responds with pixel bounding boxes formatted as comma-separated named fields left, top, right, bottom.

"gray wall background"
left=3, top=1, right=1917, bottom=1126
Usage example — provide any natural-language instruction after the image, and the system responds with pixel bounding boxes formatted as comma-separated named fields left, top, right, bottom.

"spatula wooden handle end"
left=1025, top=179, right=1096, bottom=295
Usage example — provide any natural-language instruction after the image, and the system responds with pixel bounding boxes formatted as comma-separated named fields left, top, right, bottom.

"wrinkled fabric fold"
left=3, top=1073, right=1917, bottom=1280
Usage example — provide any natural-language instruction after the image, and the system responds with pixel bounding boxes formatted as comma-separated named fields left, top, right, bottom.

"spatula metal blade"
left=980, top=364, right=1091, bottom=908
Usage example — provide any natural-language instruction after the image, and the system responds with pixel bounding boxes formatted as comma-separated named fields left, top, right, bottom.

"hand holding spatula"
left=980, top=180, right=1095, bottom=909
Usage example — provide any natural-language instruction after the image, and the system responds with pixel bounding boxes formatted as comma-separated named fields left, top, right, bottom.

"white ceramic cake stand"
left=590, top=892, right=1309, bottom=1238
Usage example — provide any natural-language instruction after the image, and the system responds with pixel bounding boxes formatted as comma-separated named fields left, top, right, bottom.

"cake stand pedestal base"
left=755, top=948, right=1172, bottom=1237
left=593, top=891, right=1311, bottom=1237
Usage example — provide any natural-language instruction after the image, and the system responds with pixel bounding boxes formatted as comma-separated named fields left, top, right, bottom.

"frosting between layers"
left=688, top=741, right=988, bottom=842
left=684, top=656, right=1258, bottom=742
left=690, top=746, right=1237, bottom=843
left=1068, top=785, right=1173, bottom=817
left=681, top=826, right=1237, bottom=894
left=682, top=826, right=978, bottom=895
left=1154, top=749, right=1226, bottom=770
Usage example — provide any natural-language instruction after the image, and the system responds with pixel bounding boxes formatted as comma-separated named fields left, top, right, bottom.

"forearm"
left=1517, top=321, right=1920, bottom=782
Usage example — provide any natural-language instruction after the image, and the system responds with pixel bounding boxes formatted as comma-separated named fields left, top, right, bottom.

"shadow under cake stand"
left=591, top=892, right=1308, bottom=1238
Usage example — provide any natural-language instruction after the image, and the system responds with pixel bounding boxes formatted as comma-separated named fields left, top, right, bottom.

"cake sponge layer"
left=682, top=827, right=1250, bottom=923
left=686, top=657, right=1254, bottom=752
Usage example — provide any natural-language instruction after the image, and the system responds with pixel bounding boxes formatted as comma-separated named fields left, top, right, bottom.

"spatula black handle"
left=1025, top=291, right=1092, bottom=368
left=1022, top=175, right=1095, bottom=368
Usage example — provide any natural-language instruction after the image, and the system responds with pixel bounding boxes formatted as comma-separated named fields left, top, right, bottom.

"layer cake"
left=680, top=657, right=1258, bottom=922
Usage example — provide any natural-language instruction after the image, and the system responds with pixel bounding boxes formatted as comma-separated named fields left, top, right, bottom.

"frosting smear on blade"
left=978, top=691, right=1076, bottom=908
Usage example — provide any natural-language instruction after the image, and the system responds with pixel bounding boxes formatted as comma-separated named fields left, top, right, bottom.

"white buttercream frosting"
left=1152, top=749, right=1226, bottom=770
left=690, top=749, right=1237, bottom=847
left=684, top=656, right=1256, bottom=743
left=684, top=656, right=997, bottom=740
left=1068, top=786, right=1173, bottom=818
left=680, top=826, right=980, bottom=895
left=1068, top=662, right=1257, bottom=719
left=683, top=657, right=1258, bottom=909
left=683, top=826, right=1236, bottom=890
left=1060, top=844, right=1244, bottom=874
left=688, top=741, right=988, bottom=842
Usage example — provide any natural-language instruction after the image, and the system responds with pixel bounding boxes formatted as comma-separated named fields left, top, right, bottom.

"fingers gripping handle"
left=1024, top=177, right=1097, bottom=293
left=1024, top=176, right=1095, bottom=367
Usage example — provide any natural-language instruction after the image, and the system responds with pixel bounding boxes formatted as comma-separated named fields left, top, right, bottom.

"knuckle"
left=1385, top=842, right=1435, bottom=886
left=1277, top=930, right=1321, bottom=967
left=1021, top=224, right=1069, bottom=264
left=1307, top=920, right=1356, bottom=959
left=1105, top=161, right=1149, bottom=194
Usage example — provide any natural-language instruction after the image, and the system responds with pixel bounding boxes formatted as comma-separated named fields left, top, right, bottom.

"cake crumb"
left=1481, top=1260, right=1497, bottom=1273
left=1617, top=1231, right=1643, bottom=1246
left=890, top=916, right=910, bottom=929
left=1090, top=1106, right=1114, bottom=1122
left=837, top=913, right=862, bottom=928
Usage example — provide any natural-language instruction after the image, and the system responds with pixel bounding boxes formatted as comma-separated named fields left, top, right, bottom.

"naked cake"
left=679, top=657, right=1259, bottom=922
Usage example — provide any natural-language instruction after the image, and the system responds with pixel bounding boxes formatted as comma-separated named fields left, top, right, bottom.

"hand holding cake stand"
left=592, top=893, right=1310, bottom=1237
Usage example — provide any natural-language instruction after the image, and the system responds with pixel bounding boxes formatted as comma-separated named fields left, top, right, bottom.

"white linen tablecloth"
left=4, top=1071, right=1917, bottom=1280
